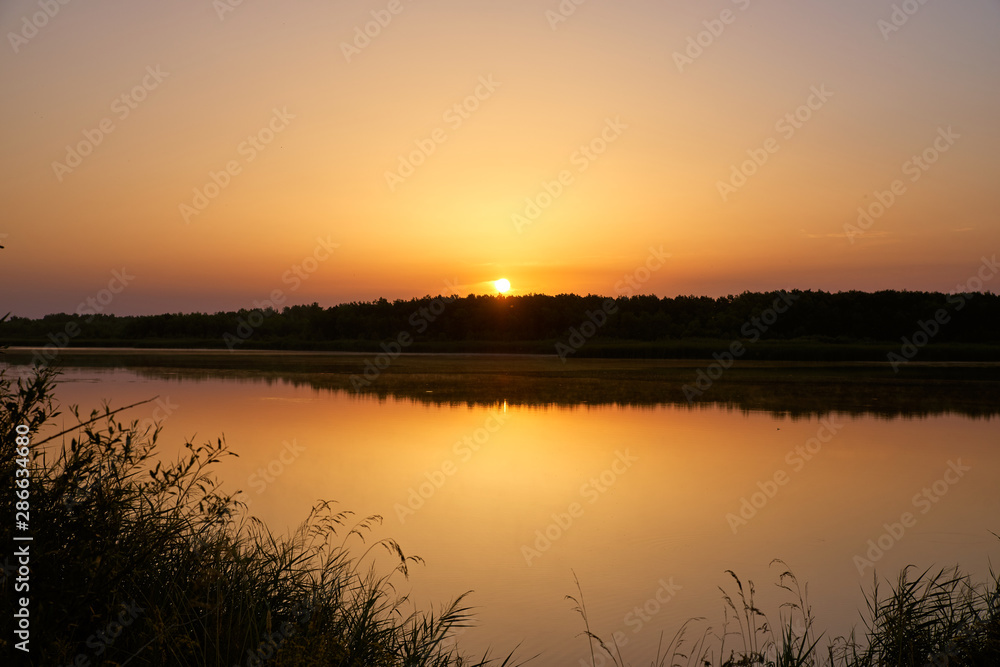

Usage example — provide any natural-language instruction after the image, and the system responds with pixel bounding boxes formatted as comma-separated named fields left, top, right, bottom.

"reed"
left=571, top=558, right=999, bottom=666
left=0, top=363, right=517, bottom=666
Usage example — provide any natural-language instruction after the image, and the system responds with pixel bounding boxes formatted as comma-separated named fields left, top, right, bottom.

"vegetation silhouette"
left=0, top=362, right=520, bottom=666
left=2, top=290, right=999, bottom=359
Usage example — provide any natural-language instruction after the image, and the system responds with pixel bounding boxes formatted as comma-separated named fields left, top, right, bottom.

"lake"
left=4, top=349, right=999, bottom=664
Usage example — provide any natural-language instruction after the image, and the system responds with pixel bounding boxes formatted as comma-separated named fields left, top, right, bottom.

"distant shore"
left=3, top=337, right=1000, bottom=362
left=4, top=347, right=1000, bottom=418
left=3, top=290, right=998, bottom=363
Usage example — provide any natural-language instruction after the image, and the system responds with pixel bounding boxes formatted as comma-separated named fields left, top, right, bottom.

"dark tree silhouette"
left=1, top=290, right=998, bottom=358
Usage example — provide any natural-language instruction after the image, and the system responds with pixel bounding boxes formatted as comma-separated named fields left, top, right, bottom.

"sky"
left=1, top=0, right=999, bottom=317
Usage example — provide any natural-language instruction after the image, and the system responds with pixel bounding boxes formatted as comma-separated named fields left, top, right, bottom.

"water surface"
left=5, top=351, right=998, bottom=664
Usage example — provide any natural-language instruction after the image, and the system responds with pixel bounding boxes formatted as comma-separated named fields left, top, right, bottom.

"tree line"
left=1, top=290, right=998, bottom=351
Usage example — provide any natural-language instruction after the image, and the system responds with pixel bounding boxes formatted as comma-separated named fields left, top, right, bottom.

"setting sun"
left=494, top=279, right=511, bottom=294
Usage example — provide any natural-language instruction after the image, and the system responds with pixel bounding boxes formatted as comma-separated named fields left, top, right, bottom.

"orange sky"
left=1, top=0, right=999, bottom=316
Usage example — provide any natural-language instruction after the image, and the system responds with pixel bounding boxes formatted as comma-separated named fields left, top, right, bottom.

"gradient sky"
left=2, top=0, right=999, bottom=317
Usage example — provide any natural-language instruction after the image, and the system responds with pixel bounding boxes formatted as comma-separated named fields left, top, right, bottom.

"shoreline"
left=4, top=341, right=1000, bottom=363
left=5, top=348, right=1000, bottom=418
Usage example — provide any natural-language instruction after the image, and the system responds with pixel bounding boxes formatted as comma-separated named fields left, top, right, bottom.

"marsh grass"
left=831, top=562, right=1000, bottom=666
left=571, top=558, right=999, bottom=667
left=0, top=364, right=517, bottom=666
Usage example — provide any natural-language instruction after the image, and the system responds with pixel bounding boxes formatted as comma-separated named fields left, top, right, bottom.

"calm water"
left=6, top=352, right=999, bottom=664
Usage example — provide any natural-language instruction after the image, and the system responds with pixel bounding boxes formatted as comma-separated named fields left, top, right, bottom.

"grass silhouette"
left=0, top=363, right=517, bottom=666
left=569, top=558, right=999, bottom=666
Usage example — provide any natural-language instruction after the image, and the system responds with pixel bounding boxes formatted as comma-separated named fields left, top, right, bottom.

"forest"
left=2, top=289, right=999, bottom=358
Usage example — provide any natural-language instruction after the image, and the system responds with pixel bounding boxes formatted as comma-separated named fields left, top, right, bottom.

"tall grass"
left=0, top=364, right=517, bottom=666
left=570, top=557, right=1000, bottom=667
left=831, top=562, right=1000, bottom=667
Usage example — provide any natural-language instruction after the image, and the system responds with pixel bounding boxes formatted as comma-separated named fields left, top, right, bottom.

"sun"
left=494, top=278, right=511, bottom=294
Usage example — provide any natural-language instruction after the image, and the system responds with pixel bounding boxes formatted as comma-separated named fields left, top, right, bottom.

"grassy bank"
left=2, top=365, right=997, bottom=665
